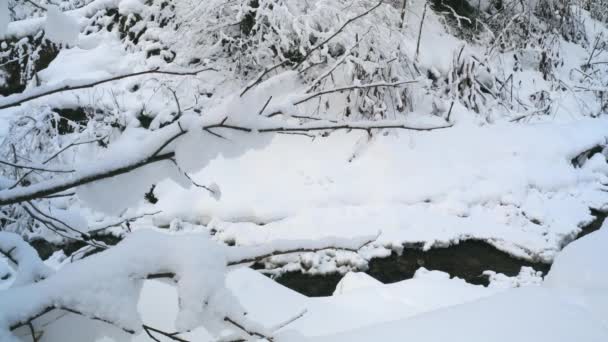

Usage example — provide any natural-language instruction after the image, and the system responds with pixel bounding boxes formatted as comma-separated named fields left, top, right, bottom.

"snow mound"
left=333, top=272, right=382, bottom=295
left=288, top=287, right=608, bottom=342
left=544, top=223, right=608, bottom=291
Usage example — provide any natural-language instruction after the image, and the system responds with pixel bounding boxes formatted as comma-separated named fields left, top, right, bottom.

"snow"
left=44, top=6, right=80, bottom=46
left=0, top=232, right=52, bottom=287
left=38, top=37, right=132, bottom=83
left=544, top=227, right=608, bottom=291
left=0, top=0, right=8, bottom=38
left=0, top=230, right=242, bottom=342
left=333, top=272, right=382, bottom=295
left=3, top=0, right=120, bottom=39
left=153, top=119, right=608, bottom=269
left=485, top=267, right=544, bottom=289
left=287, top=286, right=608, bottom=342
left=93, top=227, right=608, bottom=342
left=276, top=228, right=608, bottom=341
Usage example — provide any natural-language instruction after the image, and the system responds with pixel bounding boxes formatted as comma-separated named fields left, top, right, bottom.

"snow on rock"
left=44, top=6, right=80, bottom=46
left=485, top=267, right=544, bottom=289
left=333, top=272, right=382, bottom=295
left=0, top=230, right=243, bottom=342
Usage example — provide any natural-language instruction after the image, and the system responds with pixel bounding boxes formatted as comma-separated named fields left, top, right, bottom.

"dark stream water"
left=24, top=209, right=606, bottom=298
left=269, top=209, right=607, bottom=297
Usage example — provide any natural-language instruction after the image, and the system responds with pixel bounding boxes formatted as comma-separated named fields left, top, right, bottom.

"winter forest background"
left=0, top=0, right=607, bottom=341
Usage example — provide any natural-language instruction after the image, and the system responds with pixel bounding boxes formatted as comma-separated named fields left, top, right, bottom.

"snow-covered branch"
left=0, top=232, right=52, bottom=287
left=0, top=230, right=374, bottom=341
left=0, top=68, right=217, bottom=110
left=0, top=118, right=450, bottom=206
left=0, top=230, right=240, bottom=341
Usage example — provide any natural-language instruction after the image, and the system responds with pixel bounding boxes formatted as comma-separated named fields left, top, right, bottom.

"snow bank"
left=287, top=286, right=608, bottom=342
left=275, top=227, right=608, bottom=341
left=544, top=222, right=608, bottom=291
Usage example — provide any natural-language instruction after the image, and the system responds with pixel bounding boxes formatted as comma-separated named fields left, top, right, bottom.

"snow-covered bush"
left=170, top=0, right=418, bottom=119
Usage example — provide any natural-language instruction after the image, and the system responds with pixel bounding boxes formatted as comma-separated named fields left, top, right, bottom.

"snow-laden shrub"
left=583, top=0, right=608, bottom=23
left=171, top=0, right=418, bottom=119
left=0, top=32, right=59, bottom=96
left=432, top=49, right=497, bottom=113
left=533, top=0, right=587, bottom=44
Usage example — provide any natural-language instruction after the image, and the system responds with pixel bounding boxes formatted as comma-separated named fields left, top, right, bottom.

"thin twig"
left=142, top=325, right=189, bottom=342
left=224, top=317, right=273, bottom=341
left=293, top=80, right=418, bottom=107
left=0, top=246, right=18, bottom=265
left=293, top=1, right=384, bottom=70
left=0, top=159, right=74, bottom=173
left=240, top=62, right=288, bottom=97
left=87, top=211, right=161, bottom=235
left=415, top=3, right=428, bottom=61
left=258, top=96, right=273, bottom=115
left=10, top=136, right=108, bottom=190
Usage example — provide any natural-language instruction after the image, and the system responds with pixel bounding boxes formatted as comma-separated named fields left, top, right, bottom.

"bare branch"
left=142, top=325, right=189, bottom=342
left=240, top=61, right=289, bottom=97
left=0, top=159, right=74, bottom=173
left=0, top=246, right=18, bottom=265
left=272, top=309, right=308, bottom=333
left=87, top=211, right=162, bottom=235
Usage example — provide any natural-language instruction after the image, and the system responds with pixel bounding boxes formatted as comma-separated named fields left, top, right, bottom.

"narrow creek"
left=266, top=209, right=607, bottom=297
left=26, top=209, right=606, bottom=298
